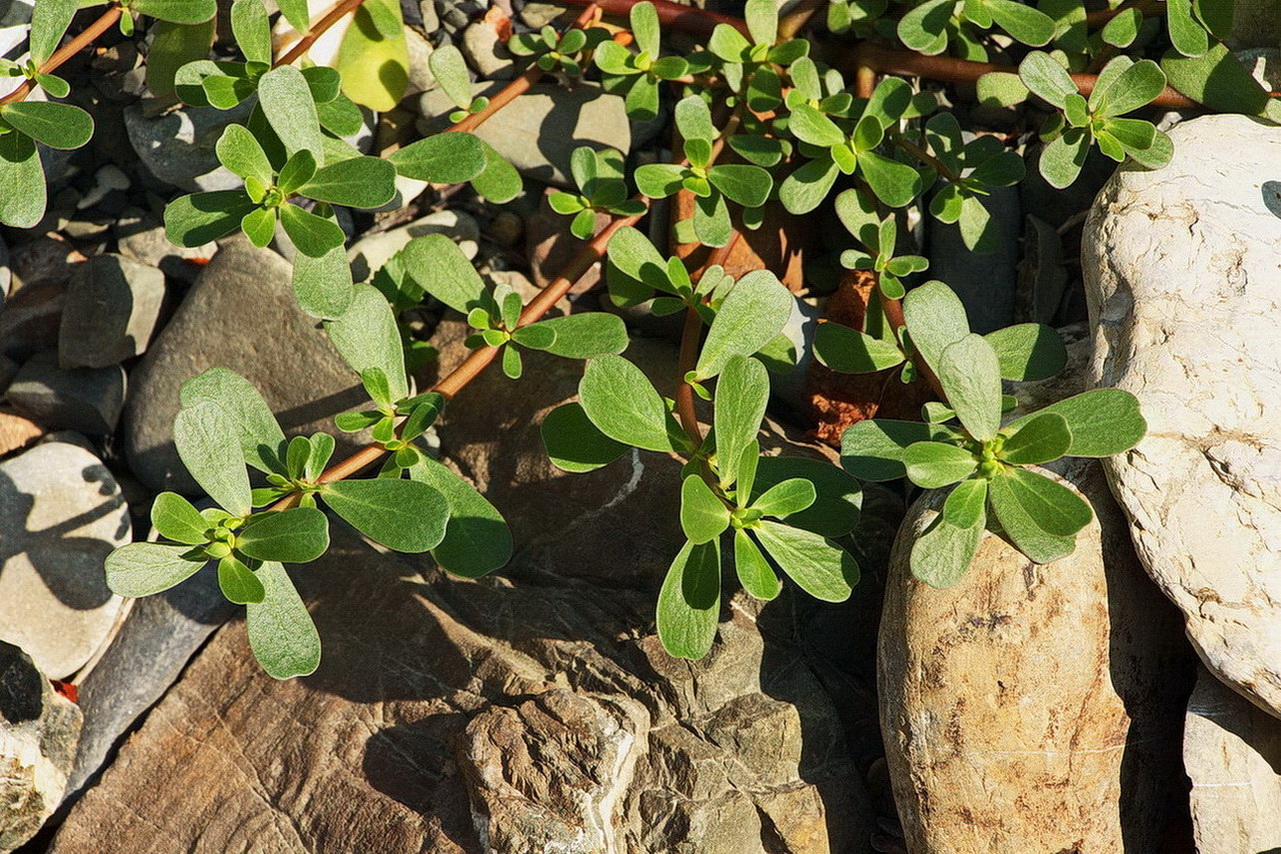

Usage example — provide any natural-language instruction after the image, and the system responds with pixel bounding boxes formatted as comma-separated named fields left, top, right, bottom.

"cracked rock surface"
left=1084, top=113, right=1281, bottom=718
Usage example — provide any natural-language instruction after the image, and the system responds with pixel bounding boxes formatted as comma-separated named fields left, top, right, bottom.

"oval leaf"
left=408, top=457, right=512, bottom=578
left=753, top=520, right=857, bottom=602
left=105, top=542, right=206, bottom=598
left=321, top=478, right=449, bottom=553
left=174, top=402, right=253, bottom=515
left=695, top=271, right=794, bottom=380
left=579, top=355, right=681, bottom=453
left=245, top=561, right=320, bottom=678
left=656, top=539, right=721, bottom=660
left=681, top=475, right=730, bottom=544
left=237, top=506, right=330, bottom=563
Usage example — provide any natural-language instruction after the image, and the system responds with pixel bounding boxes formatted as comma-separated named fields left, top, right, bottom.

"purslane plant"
left=3, top=0, right=1250, bottom=675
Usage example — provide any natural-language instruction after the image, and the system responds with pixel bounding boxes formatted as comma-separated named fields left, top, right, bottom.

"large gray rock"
left=114, top=209, right=217, bottom=284
left=6, top=351, right=126, bottom=435
left=124, top=102, right=252, bottom=193
left=58, top=254, right=166, bottom=369
left=1083, top=113, right=1281, bottom=717
left=0, top=442, right=130, bottom=680
left=1184, top=664, right=1281, bottom=852
left=0, top=641, right=82, bottom=854
left=461, top=19, right=515, bottom=79
left=879, top=461, right=1193, bottom=853
left=418, top=83, right=631, bottom=188
left=123, top=238, right=368, bottom=495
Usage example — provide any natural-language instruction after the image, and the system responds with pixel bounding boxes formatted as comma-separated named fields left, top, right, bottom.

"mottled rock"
left=58, top=254, right=165, bottom=369
left=879, top=461, right=1193, bottom=853
left=6, top=351, right=126, bottom=435
left=1227, top=0, right=1281, bottom=48
left=1083, top=113, right=1281, bottom=717
left=123, top=238, right=368, bottom=495
left=0, top=442, right=130, bottom=680
left=125, top=102, right=252, bottom=193
left=114, top=209, right=217, bottom=283
left=403, top=26, right=437, bottom=95
left=419, top=83, right=631, bottom=188
left=525, top=191, right=608, bottom=291
left=0, top=234, right=9, bottom=305
left=0, top=641, right=82, bottom=854
left=1184, top=664, right=1281, bottom=852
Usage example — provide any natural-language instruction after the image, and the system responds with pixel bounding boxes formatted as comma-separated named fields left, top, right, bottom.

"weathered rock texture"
left=879, top=461, right=1193, bottom=853
left=1184, top=664, right=1281, bottom=853
left=0, top=641, right=83, bottom=854
left=1083, top=113, right=1281, bottom=717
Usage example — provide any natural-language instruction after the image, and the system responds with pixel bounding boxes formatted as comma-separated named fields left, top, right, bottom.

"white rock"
left=1184, top=664, right=1281, bottom=852
left=1083, top=113, right=1281, bottom=717
left=0, top=442, right=130, bottom=680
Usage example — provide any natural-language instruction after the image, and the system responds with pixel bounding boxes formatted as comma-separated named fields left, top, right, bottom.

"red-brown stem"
left=878, top=287, right=946, bottom=401
left=846, top=42, right=1202, bottom=109
left=0, top=5, right=123, bottom=104
left=560, top=0, right=748, bottom=38
left=276, top=0, right=369, bottom=67
left=674, top=306, right=706, bottom=448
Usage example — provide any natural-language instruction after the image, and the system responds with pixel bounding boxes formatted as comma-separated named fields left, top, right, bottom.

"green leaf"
left=752, top=457, right=861, bottom=537
left=29, top=0, right=78, bottom=64
left=910, top=479, right=986, bottom=588
left=675, top=93, right=716, bottom=142
left=304, top=433, right=335, bottom=481
left=428, top=44, right=473, bottom=110
left=298, top=156, right=396, bottom=209
left=541, top=402, right=628, bottom=473
left=695, top=270, right=793, bottom=380
left=1166, top=0, right=1208, bottom=57
left=754, top=520, right=856, bottom=602
left=1000, top=412, right=1071, bottom=465
left=277, top=0, right=310, bottom=31
left=389, top=132, right=486, bottom=183
left=751, top=478, right=816, bottom=519
left=841, top=419, right=939, bottom=481
left=897, top=0, right=952, bottom=52
left=0, top=102, right=93, bottom=150
left=903, top=441, right=978, bottom=488
left=713, top=355, right=768, bottom=489
left=237, top=507, right=329, bottom=563
left=635, top=163, right=688, bottom=198
left=657, top=539, right=721, bottom=659
left=580, top=354, right=682, bottom=453
left=323, top=285, right=409, bottom=401
left=133, top=0, right=217, bottom=23
left=216, top=124, right=273, bottom=186
left=986, top=0, right=1054, bottom=45
left=1039, top=126, right=1090, bottom=189
left=779, top=156, right=839, bottom=215
left=987, top=471, right=1074, bottom=562
left=174, top=402, right=253, bottom=515
left=857, top=151, right=923, bottom=208
left=1101, top=7, right=1142, bottom=47
left=985, top=323, right=1065, bottom=380
left=1019, top=51, right=1077, bottom=109
left=321, top=477, right=449, bottom=553
left=510, top=323, right=555, bottom=350
left=230, top=0, right=272, bottom=64
left=408, top=457, right=512, bottom=578
left=152, top=492, right=210, bottom=545
left=1091, top=58, right=1166, bottom=117
left=470, top=140, right=523, bottom=203
left=0, top=131, right=47, bottom=229
left=279, top=204, right=345, bottom=257
left=681, top=475, right=731, bottom=544
left=335, top=0, right=408, bottom=112
left=1004, top=388, right=1145, bottom=457
left=164, top=190, right=257, bottom=246
left=902, top=280, right=971, bottom=374
left=938, top=334, right=1002, bottom=441
left=734, top=528, right=780, bottom=600
left=999, top=466, right=1092, bottom=536
left=239, top=206, right=274, bottom=248
left=1161, top=43, right=1271, bottom=117
left=245, top=561, right=321, bottom=678
left=518, top=313, right=629, bottom=359
left=745, top=0, right=778, bottom=44
left=706, top=164, right=773, bottom=208
left=813, top=322, right=905, bottom=373
left=631, top=0, right=661, bottom=55
left=218, top=555, right=265, bottom=604
left=180, top=367, right=287, bottom=474
left=400, top=233, right=488, bottom=315
left=294, top=244, right=356, bottom=320
left=788, top=103, right=846, bottom=148
left=105, top=542, right=206, bottom=598
left=257, top=65, right=324, bottom=159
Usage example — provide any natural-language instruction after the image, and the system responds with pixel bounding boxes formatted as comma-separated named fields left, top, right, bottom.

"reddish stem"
left=276, top=0, right=369, bottom=67
left=0, top=5, right=123, bottom=105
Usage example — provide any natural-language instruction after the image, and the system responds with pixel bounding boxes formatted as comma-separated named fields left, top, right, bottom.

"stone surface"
left=419, top=83, right=631, bottom=188
left=0, top=410, right=43, bottom=458
left=925, top=184, right=1021, bottom=333
left=1184, top=664, right=1281, bottom=853
left=403, top=26, right=437, bottom=95
left=1083, top=113, right=1281, bottom=717
left=125, top=102, right=253, bottom=193
left=0, top=358, right=17, bottom=394
left=124, top=238, right=371, bottom=495
left=0, top=239, right=86, bottom=362
left=879, top=461, right=1194, bottom=853
left=58, top=254, right=166, bottom=369
left=461, top=19, right=514, bottom=79
left=1227, top=0, right=1281, bottom=48
left=0, top=641, right=82, bottom=854
left=6, top=351, right=126, bottom=435
left=114, top=209, right=217, bottom=283
left=347, top=209, right=480, bottom=284
left=0, top=442, right=130, bottom=680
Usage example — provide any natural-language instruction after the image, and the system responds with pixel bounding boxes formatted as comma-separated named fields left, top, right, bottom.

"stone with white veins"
left=1084, top=113, right=1281, bottom=717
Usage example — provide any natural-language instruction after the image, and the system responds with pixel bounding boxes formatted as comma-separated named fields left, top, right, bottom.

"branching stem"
left=0, top=4, right=123, bottom=105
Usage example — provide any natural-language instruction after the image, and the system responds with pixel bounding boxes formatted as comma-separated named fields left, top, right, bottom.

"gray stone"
left=461, top=20, right=514, bottom=80
left=75, top=164, right=130, bottom=211
left=0, top=442, right=130, bottom=680
left=520, top=1, right=574, bottom=28
left=403, top=26, right=437, bottom=95
left=0, top=2, right=33, bottom=62
left=7, top=351, right=126, bottom=434
left=114, top=209, right=218, bottom=283
left=1184, top=664, right=1281, bottom=852
left=1083, top=113, right=1281, bottom=717
left=124, top=102, right=253, bottom=193
left=434, top=0, right=483, bottom=33
left=1227, top=0, right=1281, bottom=48
left=123, top=238, right=370, bottom=495
left=1238, top=47, right=1281, bottom=91
left=417, top=0, right=439, bottom=33
left=58, top=254, right=166, bottom=369
left=0, top=641, right=82, bottom=854
left=0, top=357, right=17, bottom=393
left=347, top=209, right=480, bottom=283
left=419, top=83, right=631, bottom=188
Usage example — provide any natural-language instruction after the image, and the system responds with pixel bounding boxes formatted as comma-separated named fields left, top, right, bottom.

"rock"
left=125, top=102, right=253, bottom=193
left=0, top=239, right=86, bottom=361
left=434, top=0, right=485, bottom=33
left=0, top=641, right=83, bottom=853
left=123, top=238, right=371, bottom=495
left=520, top=1, right=575, bottom=28
left=1238, top=47, right=1281, bottom=92
left=417, top=0, right=439, bottom=34
left=1184, top=664, right=1281, bottom=852
left=419, top=83, right=631, bottom=188
left=461, top=19, right=515, bottom=79
left=58, top=254, right=166, bottom=369
left=75, top=164, right=130, bottom=211
left=0, top=410, right=44, bottom=457
left=403, top=26, right=437, bottom=95
left=879, top=461, right=1194, bottom=853
left=114, top=209, right=218, bottom=283
left=0, top=2, right=32, bottom=62
left=0, top=234, right=9, bottom=305
left=6, top=351, right=126, bottom=435
left=925, top=184, right=1021, bottom=333
left=525, top=191, right=608, bottom=291
left=1082, top=113, right=1281, bottom=717
left=0, top=442, right=131, bottom=680
left=1227, top=0, right=1281, bottom=48
left=348, top=209, right=481, bottom=284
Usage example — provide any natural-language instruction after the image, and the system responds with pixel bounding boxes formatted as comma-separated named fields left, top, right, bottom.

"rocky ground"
left=2, top=0, right=1281, bottom=852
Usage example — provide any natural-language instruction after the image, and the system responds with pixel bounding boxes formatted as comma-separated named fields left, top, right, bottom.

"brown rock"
left=879, top=461, right=1194, bottom=853
left=0, top=410, right=43, bottom=458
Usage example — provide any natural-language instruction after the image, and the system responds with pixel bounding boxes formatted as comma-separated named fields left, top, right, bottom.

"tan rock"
left=879, top=461, right=1192, bottom=853
left=0, top=410, right=43, bottom=458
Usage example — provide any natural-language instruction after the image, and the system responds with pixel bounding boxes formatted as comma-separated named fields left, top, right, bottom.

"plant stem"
left=560, top=0, right=748, bottom=38
left=275, top=0, right=370, bottom=68
left=892, top=131, right=960, bottom=183
left=0, top=4, right=123, bottom=105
